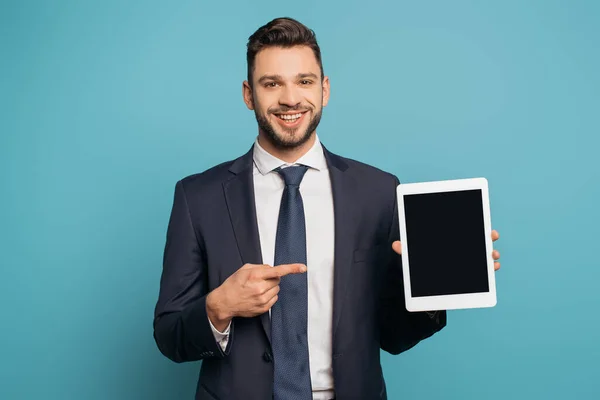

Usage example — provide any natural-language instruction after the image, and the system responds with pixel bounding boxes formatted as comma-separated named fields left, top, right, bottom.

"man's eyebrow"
left=297, top=73, right=319, bottom=80
left=258, top=74, right=283, bottom=84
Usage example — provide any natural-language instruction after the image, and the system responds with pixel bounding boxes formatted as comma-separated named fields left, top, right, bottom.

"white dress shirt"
left=209, top=135, right=336, bottom=399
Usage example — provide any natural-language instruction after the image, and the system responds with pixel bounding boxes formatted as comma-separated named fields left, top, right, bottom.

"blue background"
left=2, top=0, right=599, bottom=399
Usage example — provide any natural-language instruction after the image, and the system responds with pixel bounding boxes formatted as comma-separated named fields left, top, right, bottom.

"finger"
left=492, top=250, right=500, bottom=260
left=260, top=263, right=307, bottom=279
left=492, top=230, right=499, bottom=241
left=262, top=274, right=281, bottom=288
left=391, top=241, right=402, bottom=255
left=263, top=293, right=279, bottom=311
left=259, top=284, right=280, bottom=304
left=241, top=263, right=270, bottom=270
left=494, top=261, right=501, bottom=271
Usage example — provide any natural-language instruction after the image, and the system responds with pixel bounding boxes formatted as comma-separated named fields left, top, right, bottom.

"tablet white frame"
left=396, top=177, right=497, bottom=312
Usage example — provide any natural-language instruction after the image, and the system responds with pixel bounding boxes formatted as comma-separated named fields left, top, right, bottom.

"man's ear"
left=242, top=81, right=254, bottom=110
left=322, top=76, right=330, bottom=107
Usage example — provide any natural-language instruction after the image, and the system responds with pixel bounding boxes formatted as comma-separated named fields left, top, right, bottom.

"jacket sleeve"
left=378, top=175, right=447, bottom=355
left=153, top=180, right=233, bottom=363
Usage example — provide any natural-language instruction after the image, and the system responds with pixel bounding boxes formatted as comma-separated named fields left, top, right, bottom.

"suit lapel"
left=323, top=146, right=356, bottom=342
left=222, top=146, right=271, bottom=342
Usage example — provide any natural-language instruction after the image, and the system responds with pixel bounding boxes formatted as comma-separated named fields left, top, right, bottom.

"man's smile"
left=273, top=110, right=308, bottom=128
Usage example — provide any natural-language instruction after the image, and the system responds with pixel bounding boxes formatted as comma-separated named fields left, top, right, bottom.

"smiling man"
left=153, top=17, right=501, bottom=400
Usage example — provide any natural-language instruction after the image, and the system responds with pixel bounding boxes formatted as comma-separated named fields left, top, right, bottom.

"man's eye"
left=265, top=82, right=278, bottom=88
left=300, top=80, right=312, bottom=85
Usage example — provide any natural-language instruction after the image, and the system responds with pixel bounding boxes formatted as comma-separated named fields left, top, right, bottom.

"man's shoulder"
left=177, top=154, right=245, bottom=195
left=181, top=160, right=234, bottom=184
left=330, top=151, right=399, bottom=184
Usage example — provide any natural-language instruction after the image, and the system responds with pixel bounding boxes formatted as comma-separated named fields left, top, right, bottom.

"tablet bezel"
left=396, top=177, right=497, bottom=312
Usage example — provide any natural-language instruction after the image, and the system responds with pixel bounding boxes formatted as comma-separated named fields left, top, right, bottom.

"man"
left=153, top=17, right=501, bottom=400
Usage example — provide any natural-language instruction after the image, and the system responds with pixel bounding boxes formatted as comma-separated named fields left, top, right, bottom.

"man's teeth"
left=278, top=113, right=303, bottom=121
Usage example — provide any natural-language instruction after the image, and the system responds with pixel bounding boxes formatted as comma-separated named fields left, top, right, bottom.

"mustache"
left=269, top=105, right=311, bottom=114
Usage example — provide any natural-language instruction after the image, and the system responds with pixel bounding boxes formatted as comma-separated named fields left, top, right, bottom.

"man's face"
left=243, top=46, right=330, bottom=149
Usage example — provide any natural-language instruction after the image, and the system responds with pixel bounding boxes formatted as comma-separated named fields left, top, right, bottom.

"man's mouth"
left=273, top=111, right=308, bottom=128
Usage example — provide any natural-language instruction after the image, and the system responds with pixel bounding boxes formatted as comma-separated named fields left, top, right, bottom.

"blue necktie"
left=271, top=165, right=312, bottom=400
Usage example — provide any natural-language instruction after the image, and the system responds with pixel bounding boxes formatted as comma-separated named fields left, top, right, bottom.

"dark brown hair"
left=246, top=17, right=324, bottom=86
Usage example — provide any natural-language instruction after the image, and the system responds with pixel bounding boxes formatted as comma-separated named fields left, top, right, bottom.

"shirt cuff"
left=208, top=317, right=231, bottom=352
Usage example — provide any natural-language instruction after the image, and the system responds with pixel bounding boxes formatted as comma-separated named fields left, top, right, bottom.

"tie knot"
left=276, top=165, right=309, bottom=187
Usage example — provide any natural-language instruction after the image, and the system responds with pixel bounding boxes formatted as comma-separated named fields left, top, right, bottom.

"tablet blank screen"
left=403, top=189, right=489, bottom=297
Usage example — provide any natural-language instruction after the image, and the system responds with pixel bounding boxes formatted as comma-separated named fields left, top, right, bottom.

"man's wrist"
left=206, top=288, right=232, bottom=332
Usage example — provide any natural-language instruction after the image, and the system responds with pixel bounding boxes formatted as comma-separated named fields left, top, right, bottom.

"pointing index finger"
left=261, top=263, right=307, bottom=279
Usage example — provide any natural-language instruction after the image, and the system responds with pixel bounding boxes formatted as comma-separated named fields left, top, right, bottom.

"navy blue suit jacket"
left=153, top=144, right=446, bottom=399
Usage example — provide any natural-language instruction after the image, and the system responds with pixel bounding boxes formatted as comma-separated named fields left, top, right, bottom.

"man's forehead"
left=254, top=46, right=320, bottom=77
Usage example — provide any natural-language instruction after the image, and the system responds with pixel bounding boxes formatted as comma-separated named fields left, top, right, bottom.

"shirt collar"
left=253, top=134, right=327, bottom=176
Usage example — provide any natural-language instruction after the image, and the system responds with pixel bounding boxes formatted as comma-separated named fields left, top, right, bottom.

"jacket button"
left=263, top=351, right=272, bottom=362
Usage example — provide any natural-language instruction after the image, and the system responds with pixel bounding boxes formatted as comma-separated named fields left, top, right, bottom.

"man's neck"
left=257, top=132, right=316, bottom=164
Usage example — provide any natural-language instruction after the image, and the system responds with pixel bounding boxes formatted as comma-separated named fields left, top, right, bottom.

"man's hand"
left=206, top=263, right=307, bottom=331
left=392, top=229, right=502, bottom=271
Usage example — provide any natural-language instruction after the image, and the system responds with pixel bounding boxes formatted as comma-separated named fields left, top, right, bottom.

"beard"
left=254, top=103, right=323, bottom=150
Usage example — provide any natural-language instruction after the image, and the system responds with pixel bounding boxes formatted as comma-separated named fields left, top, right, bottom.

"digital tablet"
left=396, top=177, right=497, bottom=312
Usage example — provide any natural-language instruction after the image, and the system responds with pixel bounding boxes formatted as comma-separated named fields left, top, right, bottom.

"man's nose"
left=278, top=85, right=301, bottom=108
